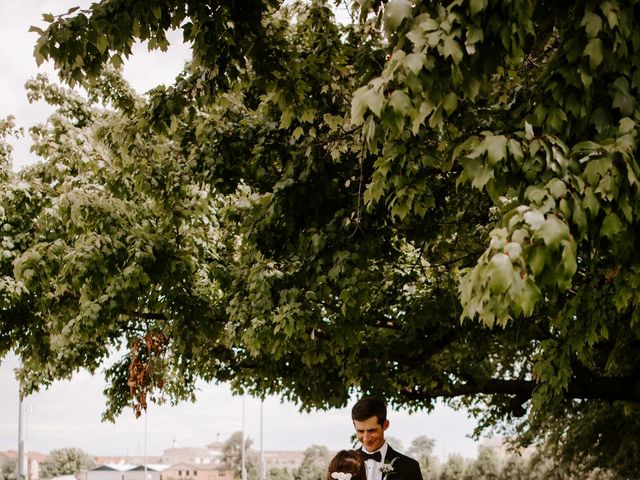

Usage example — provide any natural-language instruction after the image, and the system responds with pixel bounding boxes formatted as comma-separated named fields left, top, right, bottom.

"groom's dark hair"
left=351, top=396, right=387, bottom=425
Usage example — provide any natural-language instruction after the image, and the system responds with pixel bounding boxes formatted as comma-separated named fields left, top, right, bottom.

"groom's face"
left=353, top=415, right=389, bottom=452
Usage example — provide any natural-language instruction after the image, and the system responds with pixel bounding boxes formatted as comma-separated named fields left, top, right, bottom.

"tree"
left=222, top=432, right=260, bottom=480
left=499, top=454, right=529, bottom=480
left=0, top=457, right=17, bottom=480
left=526, top=453, right=570, bottom=480
left=293, top=445, right=331, bottom=480
left=439, top=454, right=467, bottom=480
left=3, top=0, right=640, bottom=476
left=39, top=448, right=96, bottom=479
left=463, top=447, right=499, bottom=480
left=407, top=436, right=439, bottom=480
left=267, top=468, right=294, bottom=480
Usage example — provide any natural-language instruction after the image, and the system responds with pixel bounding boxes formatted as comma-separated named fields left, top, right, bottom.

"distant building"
left=50, top=475, right=77, bottom=480
left=160, top=448, right=215, bottom=466
left=161, top=462, right=233, bottom=480
left=84, top=464, right=170, bottom=480
left=94, top=457, right=163, bottom=466
left=262, top=451, right=305, bottom=472
left=0, top=450, right=46, bottom=480
left=204, top=442, right=225, bottom=464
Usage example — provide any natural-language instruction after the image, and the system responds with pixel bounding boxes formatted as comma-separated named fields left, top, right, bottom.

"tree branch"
left=402, top=377, right=640, bottom=403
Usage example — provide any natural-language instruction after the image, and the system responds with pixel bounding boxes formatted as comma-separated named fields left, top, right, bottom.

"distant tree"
left=39, top=448, right=95, bottom=479
left=267, top=467, right=294, bottom=480
left=525, top=443, right=622, bottom=480
left=439, top=454, right=467, bottom=480
left=222, top=432, right=260, bottom=480
left=407, top=436, right=439, bottom=480
left=293, top=445, right=331, bottom=480
left=526, top=453, right=568, bottom=480
left=384, top=436, right=404, bottom=453
left=463, top=447, right=500, bottom=480
left=0, top=457, right=17, bottom=480
left=499, top=454, right=529, bottom=480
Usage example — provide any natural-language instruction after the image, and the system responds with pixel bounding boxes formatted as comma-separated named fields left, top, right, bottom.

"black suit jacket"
left=359, top=445, right=423, bottom=480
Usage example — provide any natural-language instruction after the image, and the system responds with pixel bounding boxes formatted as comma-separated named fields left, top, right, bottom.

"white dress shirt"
left=363, top=441, right=388, bottom=480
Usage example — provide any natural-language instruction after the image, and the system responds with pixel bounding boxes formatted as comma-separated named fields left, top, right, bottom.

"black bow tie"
left=361, top=451, right=382, bottom=462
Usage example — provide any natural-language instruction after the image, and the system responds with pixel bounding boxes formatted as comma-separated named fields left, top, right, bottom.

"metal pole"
left=144, top=410, right=148, bottom=480
left=241, top=397, right=246, bottom=480
left=259, top=400, right=264, bottom=480
left=17, top=385, right=27, bottom=480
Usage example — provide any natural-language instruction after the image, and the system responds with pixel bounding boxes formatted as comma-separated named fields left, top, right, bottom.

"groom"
left=351, top=396, right=423, bottom=480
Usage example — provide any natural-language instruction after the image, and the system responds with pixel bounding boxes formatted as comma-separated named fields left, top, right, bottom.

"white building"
left=84, top=464, right=171, bottom=480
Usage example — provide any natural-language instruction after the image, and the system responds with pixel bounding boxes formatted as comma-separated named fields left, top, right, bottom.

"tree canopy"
left=2, top=0, right=640, bottom=476
left=39, top=448, right=96, bottom=479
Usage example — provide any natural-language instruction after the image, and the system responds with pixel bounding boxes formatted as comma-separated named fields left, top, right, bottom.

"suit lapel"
left=384, top=445, right=400, bottom=463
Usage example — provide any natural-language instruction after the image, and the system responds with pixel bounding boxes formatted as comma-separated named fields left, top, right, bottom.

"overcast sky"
left=0, top=0, right=481, bottom=462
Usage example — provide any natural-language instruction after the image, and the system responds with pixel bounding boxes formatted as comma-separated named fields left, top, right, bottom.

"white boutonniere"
left=379, top=457, right=398, bottom=479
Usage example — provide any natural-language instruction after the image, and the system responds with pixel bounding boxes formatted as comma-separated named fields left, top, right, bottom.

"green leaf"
left=612, top=77, right=635, bottom=115
left=404, top=52, right=426, bottom=74
left=442, top=35, right=464, bottom=65
left=618, top=117, right=635, bottom=135
left=584, top=38, right=604, bottom=70
left=547, top=179, right=567, bottom=199
left=560, top=240, right=577, bottom=282
left=528, top=247, right=547, bottom=276
left=508, top=139, right=524, bottom=162
left=533, top=215, right=569, bottom=248
left=351, top=86, right=369, bottom=125
left=600, top=212, right=622, bottom=239
left=485, top=135, right=507, bottom=165
left=96, top=36, right=110, bottom=55
left=363, top=87, right=384, bottom=118
left=442, top=92, right=458, bottom=115
left=518, top=281, right=540, bottom=316
left=487, top=253, right=513, bottom=294
left=583, top=188, right=600, bottom=216
left=572, top=205, right=588, bottom=240
left=470, top=0, right=489, bottom=15
left=388, top=90, right=412, bottom=115
left=384, top=0, right=412, bottom=33
left=581, top=12, right=603, bottom=38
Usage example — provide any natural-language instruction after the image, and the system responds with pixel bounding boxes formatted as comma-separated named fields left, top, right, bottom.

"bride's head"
left=327, top=450, right=367, bottom=480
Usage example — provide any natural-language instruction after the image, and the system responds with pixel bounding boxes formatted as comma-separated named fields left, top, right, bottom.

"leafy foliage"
left=0, top=457, right=17, bottom=480
left=2, top=0, right=640, bottom=476
left=222, top=432, right=260, bottom=480
left=406, top=436, right=438, bottom=480
left=438, top=454, right=467, bottom=480
left=293, top=445, right=331, bottom=480
left=39, top=448, right=96, bottom=479
left=462, top=447, right=499, bottom=480
left=267, top=469, right=294, bottom=480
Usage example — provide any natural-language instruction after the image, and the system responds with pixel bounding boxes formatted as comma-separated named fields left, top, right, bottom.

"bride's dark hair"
left=327, top=450, right=367, bottom=480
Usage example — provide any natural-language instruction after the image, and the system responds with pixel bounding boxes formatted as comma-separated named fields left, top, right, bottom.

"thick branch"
left=403, top=377, right=640, bottom=403
left=122, top=310, right=167, bottom=320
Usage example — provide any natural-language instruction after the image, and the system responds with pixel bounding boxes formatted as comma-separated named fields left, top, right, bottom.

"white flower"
left=379, top=464, right=394, bottom=474
left=330, top=473, right=352, bottom=480
left=379, top=458, right=398, bottom=478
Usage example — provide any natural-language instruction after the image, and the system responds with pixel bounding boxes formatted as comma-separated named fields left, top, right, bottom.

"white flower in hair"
left=330, top=473, right=352, bottom=480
